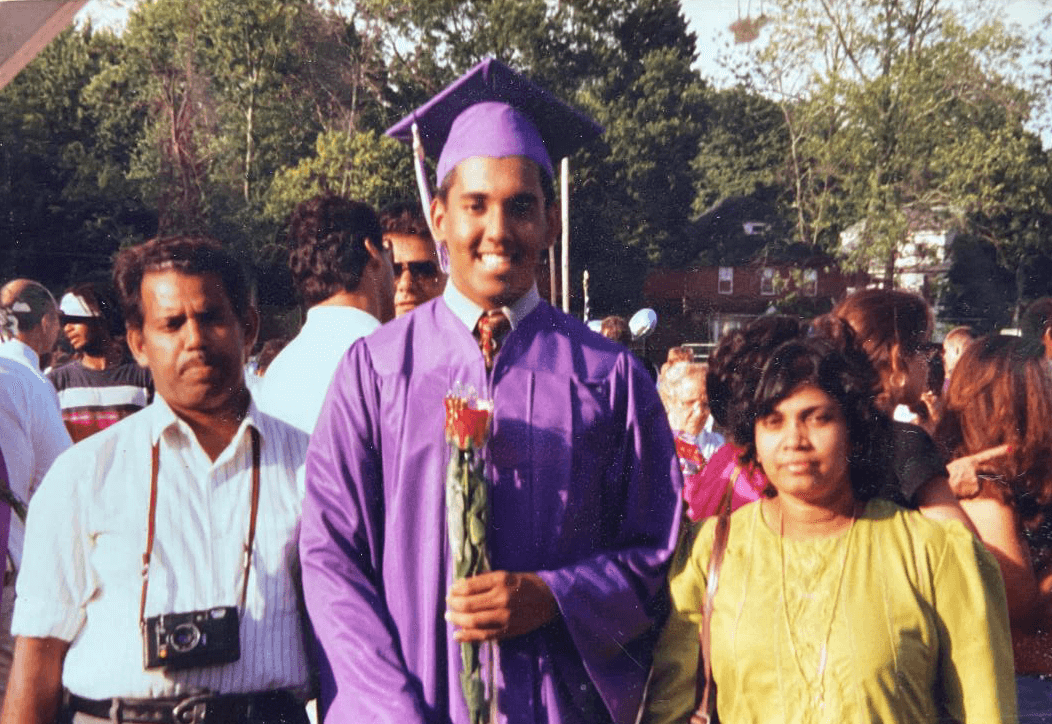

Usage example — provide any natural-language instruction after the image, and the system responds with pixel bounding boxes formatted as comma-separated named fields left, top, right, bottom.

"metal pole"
left=582, top=270, right=590, bottom=321
left=548, top=247, right=557, bottom=305
left=560, top=158, right=570, bottom=314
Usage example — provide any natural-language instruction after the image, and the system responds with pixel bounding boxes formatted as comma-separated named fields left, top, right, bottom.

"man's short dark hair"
left=114, top=235, right=251, bottom=330
left=65, top=281, right=124, bottom=337
left=1021, top=297, right=1052, bottom=340
left=285, top=194, right=382, bottom=309
left=379, top=201, right=432, bottom=240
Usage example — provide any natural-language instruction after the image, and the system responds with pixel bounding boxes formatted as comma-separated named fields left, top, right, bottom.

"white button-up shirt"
left=0, top=354, right=71, bottom=567
left=258, top=306, right=380, bottom=433
left=0, top=338, right=50, bottom=387
left=13, top=396, right=311, bottom=699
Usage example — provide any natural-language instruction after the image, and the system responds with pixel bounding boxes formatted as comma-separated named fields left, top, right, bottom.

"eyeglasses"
left=392, top=260, right=440, bottom=279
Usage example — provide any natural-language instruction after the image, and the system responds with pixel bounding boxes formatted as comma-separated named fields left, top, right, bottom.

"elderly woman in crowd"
left=936, top=334, right=1052, bottom=721
left=661, top=346, right=694, bottom=374
left=658, top=361, right=725, bottom=515
left=644, top=335, right=1016, bottom=723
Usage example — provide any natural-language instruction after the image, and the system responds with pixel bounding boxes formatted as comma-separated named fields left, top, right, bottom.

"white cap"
left=59, top=293, right=99, bottom=320
left=629, top=308, right=657, bottom=340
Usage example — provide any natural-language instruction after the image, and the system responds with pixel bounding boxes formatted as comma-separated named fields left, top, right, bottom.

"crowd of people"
left=0, top=56, right=1050, bottom=724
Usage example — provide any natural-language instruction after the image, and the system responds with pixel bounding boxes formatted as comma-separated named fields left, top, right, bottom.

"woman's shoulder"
left=864, top=497, right=985, bottom=562
left=681, top=502, right=763, bottom=562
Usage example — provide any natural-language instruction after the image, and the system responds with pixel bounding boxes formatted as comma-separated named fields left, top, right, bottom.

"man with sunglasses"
left=380, top=201, right=446, bottom=317
left=259, top=194, right=395, bottom=433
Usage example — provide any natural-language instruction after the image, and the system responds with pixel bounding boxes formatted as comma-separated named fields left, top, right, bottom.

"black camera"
left=143, top=606, right=241, bottom=671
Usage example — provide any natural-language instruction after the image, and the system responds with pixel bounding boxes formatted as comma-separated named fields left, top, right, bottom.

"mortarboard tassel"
left=412, top=122, right=450, bottom=274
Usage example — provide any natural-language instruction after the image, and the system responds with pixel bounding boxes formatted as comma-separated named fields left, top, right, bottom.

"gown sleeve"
left=534, top=353, right=684, bottom=724
left=300, top=341, right=428, bottom=724
left=932, top=523, right=1018, bottom=722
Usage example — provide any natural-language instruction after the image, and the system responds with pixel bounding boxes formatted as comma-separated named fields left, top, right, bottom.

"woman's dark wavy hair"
left=706, top=315, right=805, bottom=432
left=736, top=330, right=893, bottom=501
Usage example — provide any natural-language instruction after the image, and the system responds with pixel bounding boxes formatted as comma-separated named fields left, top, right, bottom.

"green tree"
left=733, top=0, right=1045, bottom=284
left=263, top=129, right=415, bottom=221
left=0, top=24, right=155, bottom=287
left=120, top=0, right=388, bottom=244
left=692, top=85, right=790, bottom=214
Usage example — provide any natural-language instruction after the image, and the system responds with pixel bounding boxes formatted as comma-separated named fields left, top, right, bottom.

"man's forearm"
left=1, top=636, right=68, bottom=724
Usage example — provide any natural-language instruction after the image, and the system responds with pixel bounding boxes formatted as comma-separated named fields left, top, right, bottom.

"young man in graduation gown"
left=300, top=59, right=682, bottom=724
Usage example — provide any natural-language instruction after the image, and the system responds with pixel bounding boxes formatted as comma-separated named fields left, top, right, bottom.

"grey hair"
left=657, top=361, right=707, bottom=411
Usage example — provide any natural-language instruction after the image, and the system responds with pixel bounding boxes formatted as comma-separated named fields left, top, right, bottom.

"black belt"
left=66, top=690, right=304, bottom=724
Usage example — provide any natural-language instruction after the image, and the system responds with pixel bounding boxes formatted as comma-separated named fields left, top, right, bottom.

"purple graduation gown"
left=301, top=298, right=682, bottom=724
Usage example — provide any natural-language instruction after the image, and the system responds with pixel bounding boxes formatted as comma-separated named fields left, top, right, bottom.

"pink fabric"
left=684, top=442, right=768, bottom=521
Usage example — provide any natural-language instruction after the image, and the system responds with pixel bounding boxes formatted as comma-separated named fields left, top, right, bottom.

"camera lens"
left=168, top=623, right=201, bottom=653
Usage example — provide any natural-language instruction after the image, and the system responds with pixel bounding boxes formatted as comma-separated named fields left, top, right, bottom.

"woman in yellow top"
left=644, top=333, right=1016, bottom=724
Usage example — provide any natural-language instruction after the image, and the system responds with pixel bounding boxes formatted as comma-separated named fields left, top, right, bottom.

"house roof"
left=1, top=1, right=87, bottom=91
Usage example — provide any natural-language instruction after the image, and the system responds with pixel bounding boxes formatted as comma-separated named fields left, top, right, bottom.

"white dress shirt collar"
left=443, top=281, right=541, bottom=333
left=149, top=391, right=263, bottom=467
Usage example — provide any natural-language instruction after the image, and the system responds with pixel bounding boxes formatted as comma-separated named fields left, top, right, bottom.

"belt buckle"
left=172, top=694, right=211, bottom=724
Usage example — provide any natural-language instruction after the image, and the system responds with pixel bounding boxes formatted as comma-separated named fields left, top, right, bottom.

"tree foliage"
left=730, top=0, right=1048, bottom=286
left=0, top=25, right=155, bottom=286
left=264, top=130, right=415, bottom=221
left=2, top=0, right=1051, bottom=323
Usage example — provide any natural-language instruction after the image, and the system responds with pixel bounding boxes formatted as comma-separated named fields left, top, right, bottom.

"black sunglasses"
left=392, top=260, right=439, bottom=279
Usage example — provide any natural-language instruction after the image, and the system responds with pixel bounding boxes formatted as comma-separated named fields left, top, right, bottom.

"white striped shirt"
left=13, top=395, right=311, bottom=699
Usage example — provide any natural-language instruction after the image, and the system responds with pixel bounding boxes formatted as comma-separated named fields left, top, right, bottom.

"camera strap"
left=138, top=427, right=262, bottom=629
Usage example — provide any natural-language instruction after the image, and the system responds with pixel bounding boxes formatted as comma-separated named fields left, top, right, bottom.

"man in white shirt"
left=0, top=283, right=71, bottom=704
left=0, top=356, right=72, bottom=705
left=0, top=279, right=61, bottom=384
left=2, top=236, right=312, bottom=724
left=259, top=194, right=394, bottom=433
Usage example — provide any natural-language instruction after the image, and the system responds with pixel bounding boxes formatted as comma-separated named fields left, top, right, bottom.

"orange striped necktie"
left=475, top=309, right=511, bottom=369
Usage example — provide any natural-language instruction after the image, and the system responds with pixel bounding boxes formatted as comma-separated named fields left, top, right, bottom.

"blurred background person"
left=599, top=315, right=631, bottom=345
left=600, top=314, right=658, bottom=380
left=661, top=345, right=693, bottom=375
left=645, top=335, right=1015, bottom=724
left=658, top=361, right=724, bottom=461
left=942, top=325, right=976, bottom=387
left=47, top=282, right=153, bottom=442
left=827, top=288, right=971, bottom=527
left=0, top=307, right=71, bottom=704
left=936, top=334, right=1052, bottom=721
left=0, top=279, right=60, bottom=380
left=379, top=200, right=446, bottom=317
left=658, top=360, right=725, bottom=519
left=259, top=194, right=394, bottom=433
left=1021, top=297, right=1052, bottom=363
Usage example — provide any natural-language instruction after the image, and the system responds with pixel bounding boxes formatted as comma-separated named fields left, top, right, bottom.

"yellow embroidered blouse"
left=644, top=499, right=1017, bottom=724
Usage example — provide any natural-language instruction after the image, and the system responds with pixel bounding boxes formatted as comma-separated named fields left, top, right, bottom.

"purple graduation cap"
left=386, top=57, right=603, bottom=186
